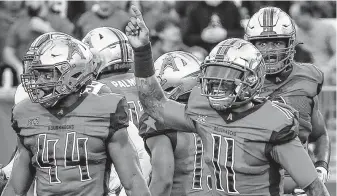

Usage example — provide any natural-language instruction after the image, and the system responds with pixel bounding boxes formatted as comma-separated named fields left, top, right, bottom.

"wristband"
left=134, top=42, right=155, bottom=78
left=314, top=161, right=329, bottom=171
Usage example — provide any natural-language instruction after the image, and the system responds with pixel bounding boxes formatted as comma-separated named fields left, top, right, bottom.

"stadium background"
left=0, top=0, right=335, bottom=194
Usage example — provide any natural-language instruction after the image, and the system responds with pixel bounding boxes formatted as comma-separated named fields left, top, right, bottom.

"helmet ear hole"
left=72, top=72, right=82, bottom=79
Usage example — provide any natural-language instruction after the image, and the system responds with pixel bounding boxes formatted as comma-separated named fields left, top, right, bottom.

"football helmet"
left=23, top=32, right=73, bottom=72
left=154, top=51, right=201, bottom=102
left=21, top=36, right=99, bottom=107
left=244, top=7, right=296, bottom=74
left=82, top=27, right=133, bottom=77
left=200, top=38, right=265, bottom=111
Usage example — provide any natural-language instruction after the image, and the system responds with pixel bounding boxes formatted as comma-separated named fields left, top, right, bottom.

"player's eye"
left=258, top=42, right=267, bottom=47
left=275, top=41, right=285, bottom=47
left=45, top=74, right=52, bottom=80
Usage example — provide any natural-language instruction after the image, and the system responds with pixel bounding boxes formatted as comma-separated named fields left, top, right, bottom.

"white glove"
left=293, top=188, right=307, bottom=196
left=316, top=166, right=329, bottom=183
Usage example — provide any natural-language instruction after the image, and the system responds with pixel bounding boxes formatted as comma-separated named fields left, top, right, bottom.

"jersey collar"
left=216, top=99, right=267, bottom=123
left=266, top=65, right=293, bottom=84
left=47, top=93, right=88, bottom=119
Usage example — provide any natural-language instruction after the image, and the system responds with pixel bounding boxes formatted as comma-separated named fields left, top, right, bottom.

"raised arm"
left=11, top=137, right=35, bottom=196
left=125, top=5, right=195, bottom=132
left=308, top=96, right=331, bottom=183
left=108, top=129, right=151, bottom=196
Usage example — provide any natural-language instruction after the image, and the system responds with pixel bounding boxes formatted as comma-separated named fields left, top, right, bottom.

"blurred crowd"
left=0, top=0, right=335, bottom=88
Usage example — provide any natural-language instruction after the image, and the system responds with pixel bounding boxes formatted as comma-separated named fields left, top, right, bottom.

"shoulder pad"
left=14, top=84, right=29, bottom=104
left=294, top=62, right=324, bottom=85
left=107, top=95, right=129, bottom=132
left=186, top=86, right=216, bottom=117
left=269, top=101, right=299, bottom=144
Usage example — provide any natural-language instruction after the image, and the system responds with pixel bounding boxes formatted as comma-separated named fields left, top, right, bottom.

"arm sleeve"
left=270, top=137, right=318, bottom=189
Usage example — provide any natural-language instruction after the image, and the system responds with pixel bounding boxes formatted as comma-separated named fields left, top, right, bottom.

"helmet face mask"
left=21, top=37, right=97, bottom=107
left=244, top=7, right=296, bottom=75
left=200, top=38, right=265, bottom=111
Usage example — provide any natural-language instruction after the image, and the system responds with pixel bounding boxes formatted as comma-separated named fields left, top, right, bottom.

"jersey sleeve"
left=270, top=137, right=317, bottom=189
left=269, top=101, right=300, bottom=144
left=139, top=113, right=178, bottom=152
left=162, top=100, right=196, bottom=132
left=109, top=97, right=129, bottom=138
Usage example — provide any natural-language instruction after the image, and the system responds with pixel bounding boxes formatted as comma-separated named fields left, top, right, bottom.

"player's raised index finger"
left=131, top=5, right=143, bottom=21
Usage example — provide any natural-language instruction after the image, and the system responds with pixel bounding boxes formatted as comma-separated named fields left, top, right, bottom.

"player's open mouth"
left=265, top=55, right=278, bottom=63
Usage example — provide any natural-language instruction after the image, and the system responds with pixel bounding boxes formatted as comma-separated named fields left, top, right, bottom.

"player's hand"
left=293, top=188, right=307, bottom=196
left=316, top=167, right=329, bottom=183
left=125, top=5, right=149, bottom=49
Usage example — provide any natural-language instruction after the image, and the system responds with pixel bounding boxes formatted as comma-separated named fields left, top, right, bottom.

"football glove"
left=293, top=188, right=307, bottom=196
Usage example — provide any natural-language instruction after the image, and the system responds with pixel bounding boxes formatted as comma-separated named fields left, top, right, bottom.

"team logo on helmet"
left=158, top=53, right=186, bottom=77
left=67, top=41, right=86, bottom=61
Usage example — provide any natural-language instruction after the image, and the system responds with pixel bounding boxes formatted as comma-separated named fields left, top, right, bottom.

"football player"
left=10, top=35, right=150, bottom=196
left=82, top=27, right=143, bottom=127
left=1, top=32, right=78, bottom=196
left=1, top=32, right=113, bottom=196
left=139, top=51, right=212, bottom=196
left=125, top=5, right=330, bottom=196
left=244, top=7, right=331, bottom=194
left=82, top=27, right=151, bottom=195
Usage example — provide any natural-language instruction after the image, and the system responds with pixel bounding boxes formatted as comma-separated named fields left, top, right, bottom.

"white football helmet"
left=21, top=36, right=100, bottom=107
left=244, top=7, right=296, bottom=74
left=23, top=32, right=73, bottom=72
left=17, top=32, right=73, bottom=105
left=82, top=27, right=133, bottom=77
left=200, top=38, right=265, bottom=111
left=154, top=51, right=201, bottom=102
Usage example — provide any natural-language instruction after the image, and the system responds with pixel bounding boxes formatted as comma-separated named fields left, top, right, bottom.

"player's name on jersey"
left=214, top=126, right=236, bottom=137
left=48, top=125, right=75, bottom=131
left=110, top=78, right=136, bottom=88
